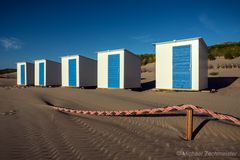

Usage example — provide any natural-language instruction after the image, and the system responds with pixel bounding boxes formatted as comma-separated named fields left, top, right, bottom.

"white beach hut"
left=61, top=55, right=97, bottom=87
left=97, top=49, right=141, bottom=89
left=154, top=37, right=208, bottom=91
left=17, top=62, right=34, bottom=86
left=34, top=59, right=61, bottom=86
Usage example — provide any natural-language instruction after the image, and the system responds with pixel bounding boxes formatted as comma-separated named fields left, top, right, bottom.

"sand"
left=0, top=59, right=240, bottom=159
left=0, top=73, right=17, bottom=87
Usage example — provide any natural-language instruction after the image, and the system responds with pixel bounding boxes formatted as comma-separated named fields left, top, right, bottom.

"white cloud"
left=0, top=37, right=22, bottom=50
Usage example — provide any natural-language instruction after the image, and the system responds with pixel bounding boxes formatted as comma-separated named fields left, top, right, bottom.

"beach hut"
left=97, top=49, right=141, bottom=89
left=61, top=55, right=97, bottom=87
left=17, top=62, right=34, bottom=86
left=34, top=59, right=61, bottom=86
left=154, top=37, right=208, bottom=91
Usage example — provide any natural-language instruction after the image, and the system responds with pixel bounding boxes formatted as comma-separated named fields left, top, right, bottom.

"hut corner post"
left=186, top=108, right=193, bottom=141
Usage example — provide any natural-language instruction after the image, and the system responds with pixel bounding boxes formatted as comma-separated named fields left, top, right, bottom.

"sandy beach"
left=0, top=59, right=240, bottom=160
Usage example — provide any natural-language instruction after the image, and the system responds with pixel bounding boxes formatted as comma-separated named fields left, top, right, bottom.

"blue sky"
left=0, top=0, right=239, bottom=69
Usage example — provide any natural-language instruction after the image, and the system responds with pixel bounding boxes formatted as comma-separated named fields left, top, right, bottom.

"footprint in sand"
left=1, top=110, right=17, bottom=116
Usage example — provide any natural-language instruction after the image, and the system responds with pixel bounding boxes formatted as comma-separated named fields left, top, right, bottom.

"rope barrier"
left=52, top=104, right=240, bottom=125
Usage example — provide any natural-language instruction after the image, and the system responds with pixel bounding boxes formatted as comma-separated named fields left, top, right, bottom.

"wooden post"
left=186, top=108, right=193, bottom=141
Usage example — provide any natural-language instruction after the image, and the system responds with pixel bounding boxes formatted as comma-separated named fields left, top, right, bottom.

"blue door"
left=69, top=59, right=76, bottom=86
left=20, top=64, right=25, bottom=85
left=173, top=45, right=191, bottom=89
left=108, top=54, right=120, bottom=88
left=39, top=62, right=44, bottom=86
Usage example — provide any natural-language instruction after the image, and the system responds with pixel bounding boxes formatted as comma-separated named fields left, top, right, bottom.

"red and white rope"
left=52, top=104, right=240, bottom=125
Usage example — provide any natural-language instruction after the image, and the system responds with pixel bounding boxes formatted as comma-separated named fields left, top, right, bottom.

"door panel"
left=69, top=59, right=77, bottom=86
left=108, top=54, right=120, bottom=88
left=39, top=62, right=44, bottom=86
left=21, top=64, right=25, bottom=85
left=173, top=45, right=191, bottom=89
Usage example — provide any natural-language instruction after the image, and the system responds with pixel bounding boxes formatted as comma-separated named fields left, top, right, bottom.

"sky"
left=0, top=0, right=240, bottom=69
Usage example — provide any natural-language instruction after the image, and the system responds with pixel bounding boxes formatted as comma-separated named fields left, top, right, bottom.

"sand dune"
left=0, top=86, right=239, bottom=160
left=208, top=57, right=240, bottom=67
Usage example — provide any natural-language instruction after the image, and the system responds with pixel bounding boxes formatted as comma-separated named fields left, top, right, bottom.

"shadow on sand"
left=124, top=113, right=239, bottom=140
left=138, top=77, right=238, bottom=91
left=208, top=77, right=238, bottom=90
left=139, top=80, right=155, bottom=91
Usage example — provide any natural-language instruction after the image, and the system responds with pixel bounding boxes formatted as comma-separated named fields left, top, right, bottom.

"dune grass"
left=0, top=68, right=17, bottom=75
left=209, top=71, right=219, bottom=76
